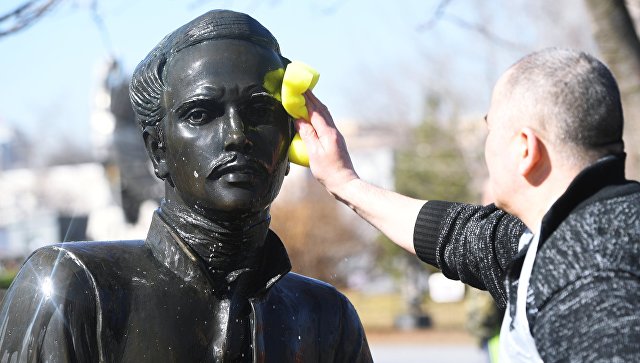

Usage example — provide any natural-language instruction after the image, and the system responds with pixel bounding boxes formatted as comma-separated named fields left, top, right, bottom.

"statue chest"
left=99, top=276, right=255, bottom=362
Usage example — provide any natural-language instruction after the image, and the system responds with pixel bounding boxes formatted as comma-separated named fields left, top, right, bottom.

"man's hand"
left=294, top=91, right=359, bottom=195
left=292, top=91, right=425, bottom=254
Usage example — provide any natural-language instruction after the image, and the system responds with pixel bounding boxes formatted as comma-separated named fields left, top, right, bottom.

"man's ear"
left=143, top=126, right=169, bottom=181
left=517, top=127, right=543, bottom=177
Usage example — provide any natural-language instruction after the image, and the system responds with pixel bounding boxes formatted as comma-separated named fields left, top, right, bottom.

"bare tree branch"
left=89, top=0, right=116, bottom=58
left=417, top=0, right=525, bottom=51
left=0, top=0, right=62, bottom=37
left=416, top=0, right=452, bottom=31
left=0, top=2, right=33, bottom=23
left=440, top=13, right=526, bottom=51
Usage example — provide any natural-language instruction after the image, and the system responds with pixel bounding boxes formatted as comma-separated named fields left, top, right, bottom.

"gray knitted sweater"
left=413, top=155, right=640, bottom=362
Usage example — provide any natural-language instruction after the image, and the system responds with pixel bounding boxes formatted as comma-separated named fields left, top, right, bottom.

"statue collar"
left=157, top=200, right=270, bottom=272
left=145, top=211, right=292, bottom=297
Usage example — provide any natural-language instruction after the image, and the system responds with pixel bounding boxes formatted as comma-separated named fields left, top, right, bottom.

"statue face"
left=157, top=39, right=290, bottom=216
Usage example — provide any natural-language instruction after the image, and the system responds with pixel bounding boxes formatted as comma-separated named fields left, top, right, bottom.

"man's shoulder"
left=539, top=184, right=640, bottom=264
left=576, top=180, right=640, bottom=212
left=565, top=181, right=640, bottom=236
left=532, top=183, right=640, bottom=304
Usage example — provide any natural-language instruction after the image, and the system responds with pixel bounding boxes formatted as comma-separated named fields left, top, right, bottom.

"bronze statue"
left=0, top=10, right=372, bottom=362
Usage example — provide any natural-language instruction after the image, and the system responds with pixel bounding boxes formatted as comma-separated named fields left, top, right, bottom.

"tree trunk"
left=584, top=0, right=640, bottom=178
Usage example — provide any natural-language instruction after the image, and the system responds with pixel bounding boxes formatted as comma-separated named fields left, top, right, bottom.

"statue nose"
left=224, top=107, right=253, bottom=152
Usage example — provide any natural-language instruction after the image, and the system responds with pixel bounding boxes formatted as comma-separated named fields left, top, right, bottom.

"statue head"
left=130, top=10, right=292, bottom=219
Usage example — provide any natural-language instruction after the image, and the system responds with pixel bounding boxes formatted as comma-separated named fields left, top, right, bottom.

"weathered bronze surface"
left=0, top=10, right=371, bottom=362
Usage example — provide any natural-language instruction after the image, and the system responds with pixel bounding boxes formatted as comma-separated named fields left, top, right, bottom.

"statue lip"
left=208, top=154, right=267, bottom=181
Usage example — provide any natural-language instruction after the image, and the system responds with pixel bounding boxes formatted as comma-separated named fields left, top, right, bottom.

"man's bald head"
left=503, top=48, right=624, bottom=165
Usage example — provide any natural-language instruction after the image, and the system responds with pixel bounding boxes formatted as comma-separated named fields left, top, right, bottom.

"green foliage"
left=378, top=94, right=474, bottom=278
left=394, top=96, right=473, bottom=203
left=376, top=233, right=439, bottom=279
left=0, top=271, right=17, bottom=289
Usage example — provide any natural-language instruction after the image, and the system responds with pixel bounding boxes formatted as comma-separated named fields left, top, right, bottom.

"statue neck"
left=158, top=190, right=270, bottom=274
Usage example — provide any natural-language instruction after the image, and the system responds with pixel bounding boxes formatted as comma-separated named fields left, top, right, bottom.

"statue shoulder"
left=0, top=244, right=109, bottom=361
left=3, top=240, right=149, bottom=305
left=279, top=272, right=339, bottom=293
left=272, top=273, right=371, bottom=362
left=39, top=239, right=147, bottom=270
left=49, top=239, right=146, bottom=257
left=5, top=240, right=149, bottom=297
left=276, top=272, right=356, bottom=311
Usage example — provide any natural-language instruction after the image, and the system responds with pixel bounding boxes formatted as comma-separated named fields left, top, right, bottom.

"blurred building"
left=0, top=164, right=109, bottom=257
left=0, top=123, right=30, bottom=171
left=0, top=59, right=161, bottom=261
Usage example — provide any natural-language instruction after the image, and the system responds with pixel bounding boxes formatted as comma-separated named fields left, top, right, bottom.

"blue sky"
left=0, top=0, right=594, bottom=153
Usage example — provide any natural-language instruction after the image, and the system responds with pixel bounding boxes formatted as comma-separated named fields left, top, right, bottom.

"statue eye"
left=186, top=109, right=211, bottom=125
left=241, top=99, right=277, bottom=125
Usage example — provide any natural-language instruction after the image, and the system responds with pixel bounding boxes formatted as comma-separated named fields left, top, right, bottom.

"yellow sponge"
left=281, top=61, right=319, bottom=167
left=287, top=133, right=308, bottom=167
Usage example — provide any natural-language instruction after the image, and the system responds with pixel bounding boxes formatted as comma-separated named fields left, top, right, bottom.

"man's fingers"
left=295, top=118, right=316, bottom=138
left=293, top=118, right=306, bottom=132
left=304, top=91, right=337, bottom=134
left=295, top=118, right=322, bottom=154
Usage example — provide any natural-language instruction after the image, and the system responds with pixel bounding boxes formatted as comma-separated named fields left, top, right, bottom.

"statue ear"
left=143, top=125, right=169, bottom=181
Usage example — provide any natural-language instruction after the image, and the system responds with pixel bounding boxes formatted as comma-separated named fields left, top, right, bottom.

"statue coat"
left=0, top=213, right=372, bottom=363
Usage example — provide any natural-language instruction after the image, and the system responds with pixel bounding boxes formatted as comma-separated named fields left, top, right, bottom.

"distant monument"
left=0, top=10, right=372, bottom=362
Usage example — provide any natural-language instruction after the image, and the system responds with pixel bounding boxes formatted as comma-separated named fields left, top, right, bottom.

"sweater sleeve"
left=413, top=200, right=524, bottom=309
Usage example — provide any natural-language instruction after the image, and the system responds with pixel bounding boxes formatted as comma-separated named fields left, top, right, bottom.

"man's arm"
left=414, top=201, right=523, bottom=308
left=295, top=91, right=425, bottom=253
left=296, top=92, right=524, bottom=307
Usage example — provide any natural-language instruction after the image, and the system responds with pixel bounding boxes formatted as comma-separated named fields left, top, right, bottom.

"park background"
left=1, top=1, right=639, bottom=362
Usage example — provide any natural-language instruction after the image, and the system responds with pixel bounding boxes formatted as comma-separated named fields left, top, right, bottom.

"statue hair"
left=129, top=9, right=289, bottom=131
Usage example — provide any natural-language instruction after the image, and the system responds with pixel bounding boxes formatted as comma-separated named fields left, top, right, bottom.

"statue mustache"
left=206, top=152, right=269, bottom=179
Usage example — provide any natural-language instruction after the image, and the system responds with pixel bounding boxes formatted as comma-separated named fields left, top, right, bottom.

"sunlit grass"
left=342, top=290, right=468, bottom=331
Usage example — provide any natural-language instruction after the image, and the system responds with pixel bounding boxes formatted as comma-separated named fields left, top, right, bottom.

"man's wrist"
left=330, top=176, right=363, bottom=208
